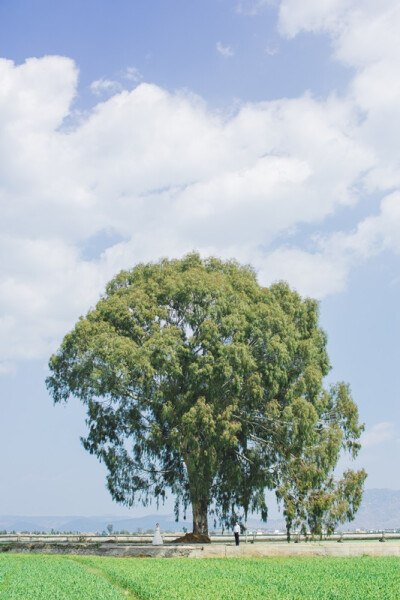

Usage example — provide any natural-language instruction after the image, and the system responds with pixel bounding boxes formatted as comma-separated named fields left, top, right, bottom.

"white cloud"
left=307, top=185, right=398, bottom=260
left=3, top=0, right=400, bottom=369
left=259, top=0, right=400, bottom=291
left=290, top=0, right=400, bottom=69
left=0, top=55, right=77, bottom=130
left=236, top=0, right=275, bottom=16
left=277, top=1, right=400, bottom=198
left=278, top=0, right=355, bottom=39
left=259, top=189, right=400, bottom=300
left=123, top=66, right=143, bottom=83
left=216, top=42, right=234, bottom=58
left=3, top=58, right=367, bottom=362
left=0, top=236, right=106, bottom=362
left=257, top=247, right=349, bottom=298
left=90, top=78, right=122, bottom=96
left=265, top=43, right=279, bottom=56
left=361, top=422, right=396, bottom=449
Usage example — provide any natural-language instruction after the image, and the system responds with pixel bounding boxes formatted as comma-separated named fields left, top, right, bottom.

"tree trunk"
left=192, top=498, right=209, bottom=535
left=286, top=521, right=291, bottom=543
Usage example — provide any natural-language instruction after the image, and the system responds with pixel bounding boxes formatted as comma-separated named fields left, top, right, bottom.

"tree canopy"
left=46, top=253, right=366, bottom=536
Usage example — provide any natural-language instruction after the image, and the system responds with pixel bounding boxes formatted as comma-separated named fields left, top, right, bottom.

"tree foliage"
left=46, top=254, right=365, bottom=535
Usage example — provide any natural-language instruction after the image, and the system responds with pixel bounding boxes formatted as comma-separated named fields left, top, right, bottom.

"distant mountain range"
left=346, top=488, right=400, bottom=530
left=1, top=489, right=399, bottom=533
left=0, top=513, right=188, bottom=534
left=265, top=489, right=400, bottom=531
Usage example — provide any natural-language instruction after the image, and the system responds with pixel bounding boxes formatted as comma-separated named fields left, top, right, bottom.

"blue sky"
left=0, top=0, right=400, bottom=518
left=0, top=0, right=350, bottom=106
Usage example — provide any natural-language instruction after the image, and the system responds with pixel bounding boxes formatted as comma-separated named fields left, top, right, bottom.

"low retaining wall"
left=0, top=542, right=193, bottom=558
left=1, top=533, right=398, bottom=544
left=2, top=541, right=400, bottom=558
left=195, top=541, right=400, bottom=558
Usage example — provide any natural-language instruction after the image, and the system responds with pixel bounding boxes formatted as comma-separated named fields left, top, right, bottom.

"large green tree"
left=46, top=254, right=365, bottom=536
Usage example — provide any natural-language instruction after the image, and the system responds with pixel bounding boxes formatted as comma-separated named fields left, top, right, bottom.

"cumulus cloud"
left=257, top=247, right=350, bottom=298
left=90, top=78, right=122, bottom=96
left=278, top=0, right=353, bottom=39
left=2, top=1, right=400, bottom=367
left=265, top=43, right=279, bottom=56
left=0, top=236, right=106, bottom=363
left=278, top=0, right=400, bottom=198
left=2, top=57, right=363, bottom=363
left=123, top=66, right=143, bottom=83
left=278, top=0, right=400, bottom=68
left=216, top=42, right=234, bottom=58
left=277, top=0, right=400, bottom=173
left=236, top=0, right=274, bottom=16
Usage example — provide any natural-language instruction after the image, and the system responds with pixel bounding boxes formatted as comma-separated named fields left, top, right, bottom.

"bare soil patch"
left=171, top=532, right=211, bottom=544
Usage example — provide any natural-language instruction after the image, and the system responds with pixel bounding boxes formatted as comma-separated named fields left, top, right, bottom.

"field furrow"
left=68, top=557, right=141, bottom=600
left=0, top=554, right=126, bottom=600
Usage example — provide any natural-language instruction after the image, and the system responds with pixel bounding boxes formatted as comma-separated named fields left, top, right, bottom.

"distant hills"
left=346, top=488, right=400, bottom=530
left=0, top=513, right=187, bottom=534
left=265, top=489, right=400, bottom=531
left=1, top=489, right=399, bottom=533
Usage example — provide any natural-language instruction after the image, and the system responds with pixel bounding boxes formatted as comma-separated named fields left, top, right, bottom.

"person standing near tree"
left=233, top=521, right=240, bottom=546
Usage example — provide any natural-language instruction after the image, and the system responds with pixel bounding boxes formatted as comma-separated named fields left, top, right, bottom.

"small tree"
left=47, top=254, right=365, bottom=536
left=106, top=523, right=114, bottom=535
left=274, top=382, right=367, bottom=541
left=277, top=468, right=367, bottom=541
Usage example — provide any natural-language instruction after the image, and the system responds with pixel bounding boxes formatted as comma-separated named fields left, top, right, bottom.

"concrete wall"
left=2, top=541, right=400, bottom=558
left=0, top=532, right=398, bottom=544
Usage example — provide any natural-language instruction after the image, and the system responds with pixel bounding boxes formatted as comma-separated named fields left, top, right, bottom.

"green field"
left=1, top=554, right=400, bottom=599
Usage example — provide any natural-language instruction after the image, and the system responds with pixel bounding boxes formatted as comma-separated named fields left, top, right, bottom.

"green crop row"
left=75, top=555, right=400, bottom=600
left=1, top=554, right=400, bottom=599
left=0, top=554, right=126, bottom=599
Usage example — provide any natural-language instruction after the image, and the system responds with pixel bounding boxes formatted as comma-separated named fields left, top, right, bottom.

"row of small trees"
left=47, top=254, right=366, bottom=540
left=0, top=528, right=160, bottom=535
